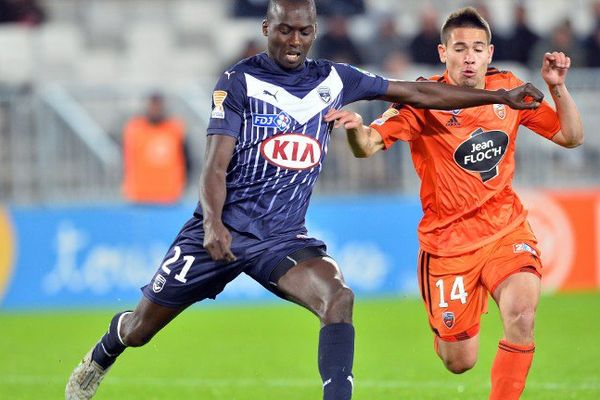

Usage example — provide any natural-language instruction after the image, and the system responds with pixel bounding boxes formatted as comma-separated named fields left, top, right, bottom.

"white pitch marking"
left=2, top=375, right=600, bottom=391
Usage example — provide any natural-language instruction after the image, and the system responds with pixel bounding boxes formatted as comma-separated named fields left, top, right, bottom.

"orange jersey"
left=370, top=69, right=561, bottom=256
left=123, top=116, right=187, bottom=204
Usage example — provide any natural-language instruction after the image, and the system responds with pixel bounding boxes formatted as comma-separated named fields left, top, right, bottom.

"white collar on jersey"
left=244, top=67, right=343, bottom=125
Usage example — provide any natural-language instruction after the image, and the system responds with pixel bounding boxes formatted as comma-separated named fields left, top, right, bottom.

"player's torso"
left=208, top=56, right=351, bottom=238
left=228, top=64, right=344, bottom=190
left=413, top=71, right=528, bottom=255
left=415, top=72, right=522, bottom=211
left=203, top=54, right=386, bottom=237
left=420, top=101, right=519, bottom=190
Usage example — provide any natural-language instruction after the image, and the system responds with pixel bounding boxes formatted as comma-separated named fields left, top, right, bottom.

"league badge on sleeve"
left=211, top=90, right=228, bottom=119
left=442, top=311, right=455, bottom=329
left=372, top=108, right=399, bottom=125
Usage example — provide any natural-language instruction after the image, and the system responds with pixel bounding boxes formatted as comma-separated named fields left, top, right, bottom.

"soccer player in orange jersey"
left=325, top=7, right=583, bottom=400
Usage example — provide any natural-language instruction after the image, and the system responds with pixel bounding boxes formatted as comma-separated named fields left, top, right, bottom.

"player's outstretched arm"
left=325, top=109, right=385, bottom=158
left=379, top=80, right=544, bottom=110
left=199, top=134, right=237, bottom=262
left=541, top=52, right=584, bottom=148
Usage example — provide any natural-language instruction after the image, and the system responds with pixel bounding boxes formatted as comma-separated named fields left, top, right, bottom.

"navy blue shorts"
left=142, top=217, right=327, bottom=308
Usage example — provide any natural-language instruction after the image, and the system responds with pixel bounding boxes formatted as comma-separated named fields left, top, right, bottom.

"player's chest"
left=424, top=105, right=519, bottom=180
left=240, top=109, right=331, bottom=171
left=430, top=103, right=517, bottom=131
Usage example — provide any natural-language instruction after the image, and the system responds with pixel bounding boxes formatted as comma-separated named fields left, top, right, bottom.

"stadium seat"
left=33, top=23, right=84, bottom=82
left=0, top=26, right=34, bottom=85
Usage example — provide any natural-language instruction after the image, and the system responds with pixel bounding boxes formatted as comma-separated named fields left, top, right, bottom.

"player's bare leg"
left=435, top=334, right=479, bottom=374
left=65, top=298, right=185, bottom=399
left=488, top=271, right=540, bottom=400
left=276, top=256, right=355, bottom=400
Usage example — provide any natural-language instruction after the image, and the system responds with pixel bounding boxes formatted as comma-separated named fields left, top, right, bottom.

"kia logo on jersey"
left=260, top=134, right=322, bottom=170
left=453, top=128, right=509, bottom=182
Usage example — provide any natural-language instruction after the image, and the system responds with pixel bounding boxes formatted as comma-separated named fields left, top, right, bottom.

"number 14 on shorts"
left=435, top=276, right=468, bottom=308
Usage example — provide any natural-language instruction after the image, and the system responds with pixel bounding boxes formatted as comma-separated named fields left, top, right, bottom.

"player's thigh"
left=482, top=221, right=543, bottom=309
left=142, top=218, right=251, bottom=308
left=246, top=238, right=349, bottom=316
left=418, top=250, right=487, bottom=342
left=492, top=272, right=541, bottom=325
left=277, top=254, right=349, bottom=310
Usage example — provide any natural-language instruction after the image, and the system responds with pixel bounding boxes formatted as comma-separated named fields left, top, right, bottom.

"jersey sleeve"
left=510, top=75, right=561, bottom=140
left=519, top=101, right=561, bottom=140
left=206, top=71, right=247, bottom=139
left=333, top=63, right=389, bottom=105
left=369, top=104, right=426, bottom=149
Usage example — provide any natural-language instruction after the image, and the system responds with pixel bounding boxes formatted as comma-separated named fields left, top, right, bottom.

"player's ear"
left=488, top=44, right=494, bottom=64
left=438, top=44, right=447, bottom=63
left=262, top=19, right=269, bottom=36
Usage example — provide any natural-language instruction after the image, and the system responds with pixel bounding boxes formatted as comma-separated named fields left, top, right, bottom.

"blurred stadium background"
left=1, top=0, right=599, bottom=399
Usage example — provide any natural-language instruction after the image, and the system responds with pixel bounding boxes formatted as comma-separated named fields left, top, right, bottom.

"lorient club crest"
left=442, top=311, right=455, bottom=329
left=493, top=104, right=506, bottom=119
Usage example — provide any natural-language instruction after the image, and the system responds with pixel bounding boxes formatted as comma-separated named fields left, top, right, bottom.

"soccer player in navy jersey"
left=65, top=1, right=543, bottom=399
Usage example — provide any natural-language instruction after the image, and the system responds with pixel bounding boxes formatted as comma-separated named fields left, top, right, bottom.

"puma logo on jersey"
left=263, top=89, right=278, bottom=101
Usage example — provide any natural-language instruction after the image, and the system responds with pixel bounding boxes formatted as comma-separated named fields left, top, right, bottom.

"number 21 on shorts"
left=435, top=276, right=468, bottom=308
left=161, top=246, right=195, bottom=283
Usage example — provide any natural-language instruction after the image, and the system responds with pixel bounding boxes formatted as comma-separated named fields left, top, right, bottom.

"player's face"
left=438, top=27, right=493, bottom=89
left=262, top=2, right=317, bottom=70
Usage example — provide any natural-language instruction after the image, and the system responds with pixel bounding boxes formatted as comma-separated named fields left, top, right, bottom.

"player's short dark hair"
left=266, top=0, right=316, bottom=21
left=441, top=7, right=491, bottom=45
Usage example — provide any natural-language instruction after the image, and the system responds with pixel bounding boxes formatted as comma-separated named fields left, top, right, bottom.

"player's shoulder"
left=220, top=55, right=259, bottom=79
left=417, top=73, right=447, bottom=83
left=484, top=67, right=522, bottom=89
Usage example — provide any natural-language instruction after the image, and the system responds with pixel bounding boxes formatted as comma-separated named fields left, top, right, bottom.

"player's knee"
left=504, top=304, right=536, bottom=333
left=443, top=354, right=477, bottom=374
left=321, top=286, right=354, bottom=324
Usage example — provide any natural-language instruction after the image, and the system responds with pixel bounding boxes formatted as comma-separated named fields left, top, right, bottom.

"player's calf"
left=91, top=311, right=131, bottom=368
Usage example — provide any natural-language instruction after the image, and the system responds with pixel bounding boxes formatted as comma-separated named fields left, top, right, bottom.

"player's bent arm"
left=379, top=80, right=543, bottom=111
left=549, top=84, right=583, bottom=148
left=347, top=124, right=385, bottom=158
left=199, top=134, right=237, bottom=262
left=324, top=109, right=385, bottom=158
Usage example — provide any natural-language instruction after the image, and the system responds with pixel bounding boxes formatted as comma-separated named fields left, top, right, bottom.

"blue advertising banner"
left=0, top=196, right=424, bottom=310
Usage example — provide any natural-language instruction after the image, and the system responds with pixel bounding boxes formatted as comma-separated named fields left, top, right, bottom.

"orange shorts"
left=417, top=221, right=542, bottom=342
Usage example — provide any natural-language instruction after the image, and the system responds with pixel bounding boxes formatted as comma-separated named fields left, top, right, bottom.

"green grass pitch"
left=1, top=292, right=599, bottom=399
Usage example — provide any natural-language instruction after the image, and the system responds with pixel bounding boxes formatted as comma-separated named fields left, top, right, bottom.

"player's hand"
left=203, top=219, right=237, bottom=263
left=504, top=83, right=544, bottom=110
left=324, top=109, right=364, bottom=130
left=541, top=51, right=570, bottom=87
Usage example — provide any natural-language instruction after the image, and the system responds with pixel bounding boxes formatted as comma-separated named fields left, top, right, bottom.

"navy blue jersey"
left=196, top=53, right=389, bottom=239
